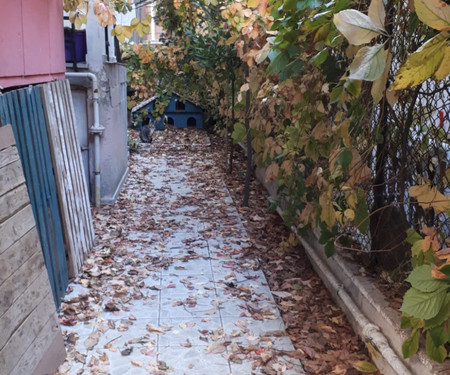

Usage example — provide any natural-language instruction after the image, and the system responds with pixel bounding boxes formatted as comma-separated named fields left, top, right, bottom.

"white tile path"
left=59, top=131, right=304, bottom=375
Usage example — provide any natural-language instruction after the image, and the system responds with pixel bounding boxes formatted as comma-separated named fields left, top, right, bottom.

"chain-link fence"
left=343, top=1, right=449, bottom=266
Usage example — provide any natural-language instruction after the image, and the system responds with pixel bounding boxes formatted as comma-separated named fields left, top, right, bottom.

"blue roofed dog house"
left=133, top=94, right=204, bottom=130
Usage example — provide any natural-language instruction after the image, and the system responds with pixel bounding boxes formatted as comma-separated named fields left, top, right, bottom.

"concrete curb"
left=253, top=167, right=449, bottom=375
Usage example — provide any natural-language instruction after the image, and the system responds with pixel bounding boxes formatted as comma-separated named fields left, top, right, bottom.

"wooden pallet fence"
left=0, top=125, right=65, bottom=375
left=41, top=80, right=95, bottom=277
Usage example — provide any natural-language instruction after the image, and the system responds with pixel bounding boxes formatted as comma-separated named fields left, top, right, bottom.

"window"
left=175, top=101, right=185, bottom=111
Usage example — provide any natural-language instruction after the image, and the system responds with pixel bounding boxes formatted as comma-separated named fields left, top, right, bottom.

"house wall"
left=67, top=7, right=129, bottom=205
left=0, top=0, right=65, bottom=89
left=100, top=64, right=129, bottom=204
left=68, top=65, right=129, bottom=205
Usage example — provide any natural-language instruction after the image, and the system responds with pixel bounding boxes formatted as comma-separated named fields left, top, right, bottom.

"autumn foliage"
left=69, top=0, right=450, bottom=364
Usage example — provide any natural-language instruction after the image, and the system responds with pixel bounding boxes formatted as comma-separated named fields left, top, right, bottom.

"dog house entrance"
left=187, top=117, right=196, bottom=128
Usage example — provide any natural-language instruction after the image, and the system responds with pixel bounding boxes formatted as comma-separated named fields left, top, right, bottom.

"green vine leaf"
left=352, top=360, right=378, bottom=373
left=415, top=0, right=450, bottom=31
left=426, top=330, right=448, bottom=363
left=429, top=325, right=449, bottom=347
left=406, top=265, right=448, bottom=293
left=333, top=9, right=386, bottom=46
left=348, top=44, right=388, bottom=81
left=402, top=328, right=420, bottom=358
left=232, top=122, right=246, bottom=143
left=424, top=297, right=450, bottom=328
left=392, top=32, right=450, bottom=90
left=400, top=287, right=448, bottom=320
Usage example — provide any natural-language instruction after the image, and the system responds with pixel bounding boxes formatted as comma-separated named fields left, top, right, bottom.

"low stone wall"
left=253, top=166, right=449, bottom=375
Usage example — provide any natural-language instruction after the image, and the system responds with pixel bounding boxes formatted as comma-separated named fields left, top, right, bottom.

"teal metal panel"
left=0, top=87, right=68, bottom=307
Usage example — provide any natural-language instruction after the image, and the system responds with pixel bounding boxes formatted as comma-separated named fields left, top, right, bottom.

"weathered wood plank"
left=0, top=160, right=25, bottom=199
left=0, top=292, right=56, bottom=375
left=58, top=81, right=91, bottom=255
left=0, top=228, right=40, bottom=287
left=11, top=316, right=62, bottom=375
left=0, top=184, right=29, bottom=226
left=42, top=83, right=79, bottom=276
left=41, top=81, right=95, bottom=278
left=0, top=204, right=35, bottom=254
left=0, top=125, right=15, bottom=151
left=0, top=248, right=45, bottom=318
left=61, top=80, right=95, bottom=249
left=10, top=312, right=60, bottom=375
left=0, top=268, right=48, bottom=350
left=0, top=146, right=20, bottom=169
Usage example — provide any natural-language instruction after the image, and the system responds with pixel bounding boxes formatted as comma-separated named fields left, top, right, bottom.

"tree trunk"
left=242, top=63, right=252, bottom=207
left=228, top=77, right=235, bottom=174
left=225, top=79, right=229, bottom=170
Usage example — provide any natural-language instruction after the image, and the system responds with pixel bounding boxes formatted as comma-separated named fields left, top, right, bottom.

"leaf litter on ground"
left=56, top=127, right=379, bottom=375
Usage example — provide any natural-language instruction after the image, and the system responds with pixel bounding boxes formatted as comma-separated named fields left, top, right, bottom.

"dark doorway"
left=187, top=117, right=196, bottom=128
left=167, top=117, right=175, bottom=126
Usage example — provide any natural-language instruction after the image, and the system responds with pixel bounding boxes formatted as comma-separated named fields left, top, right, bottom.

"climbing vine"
left=68, top=0, right=450, bottom=363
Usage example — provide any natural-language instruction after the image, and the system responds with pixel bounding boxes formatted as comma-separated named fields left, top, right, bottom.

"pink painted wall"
left=0, top=0, right=65, bottom=89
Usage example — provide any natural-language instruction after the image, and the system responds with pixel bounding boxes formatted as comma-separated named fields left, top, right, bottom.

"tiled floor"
left=59, top=131, right=304, bottom=374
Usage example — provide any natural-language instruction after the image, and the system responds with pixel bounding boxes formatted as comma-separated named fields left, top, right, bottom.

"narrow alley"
left=58, top=129, right=305, bottom=375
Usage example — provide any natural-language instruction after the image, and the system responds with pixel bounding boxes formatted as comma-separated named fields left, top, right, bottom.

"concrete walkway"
left=59, top=130, right=304, bottom=375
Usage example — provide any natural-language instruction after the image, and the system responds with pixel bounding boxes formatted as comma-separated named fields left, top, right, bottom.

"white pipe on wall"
left=65, top=72, right=104, bottom=207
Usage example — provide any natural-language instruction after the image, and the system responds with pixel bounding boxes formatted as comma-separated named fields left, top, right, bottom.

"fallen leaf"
left=206, top=342, right=226, bottom=354
left=121, top=347, right=133, bottom=356
left=84, top=331, right=100, bottom=350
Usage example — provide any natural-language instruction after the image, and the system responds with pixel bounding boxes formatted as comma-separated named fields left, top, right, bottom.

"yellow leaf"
left=352, top=360, right=378, bottom=373
left=433, top=45, right=450, bottom=80
left=392, top=32, right=448, bottom=90
left=247, top=0, right=260, bottom=8
left=173, top=0, right=182, bottom=10
left=114, top=25, right=123, bottom=35
left=368, top=0, right=386, bottom=29
left=299, top=203, right=314, bottom=223
left=122, top=26, right=133, bottom=40
left=131, top=17, right=139, bottom=26
left=344, top=209, right=355, bottom=221
left=74, top=15, right=86, bottom=29
left=346, top=191, right=358, bottom=210
left=371, top=51, right=392, bottom=103
left=135, top=23, right=144, bottom=38
left=334, top=119, right=352, bottom=147
left=320, top=191, right=335, bottom=228
left=265, top=163, right=279, bottom=182
left=347, top=149, right=371, bottom=187
left=409, top=184, right=450, bottom=213
left=414, top=0, right=450, bottom=31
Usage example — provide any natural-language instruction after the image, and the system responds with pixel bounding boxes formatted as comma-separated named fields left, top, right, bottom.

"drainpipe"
left=65, top=72, right=104, bottom=207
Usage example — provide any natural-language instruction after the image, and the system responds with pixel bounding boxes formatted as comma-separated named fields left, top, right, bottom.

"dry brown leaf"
left=206, top=341, right=227, bottom=354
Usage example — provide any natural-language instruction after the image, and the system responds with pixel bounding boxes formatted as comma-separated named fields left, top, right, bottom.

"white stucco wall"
left=67, top=3, right=130, bottom=205
left=99, top=63, right=129, bottom=204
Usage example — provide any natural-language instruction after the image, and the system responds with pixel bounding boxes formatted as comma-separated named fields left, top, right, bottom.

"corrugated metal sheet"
left=0, top=86, right=68, bottom=306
